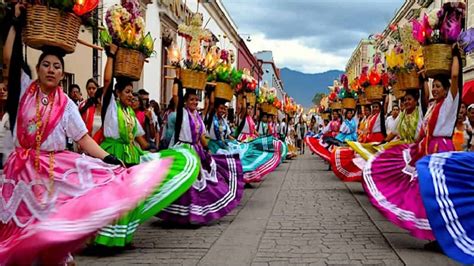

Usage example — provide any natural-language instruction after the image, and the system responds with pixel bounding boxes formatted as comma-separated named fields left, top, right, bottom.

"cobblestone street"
left=77, top=152, right=460, bottom=265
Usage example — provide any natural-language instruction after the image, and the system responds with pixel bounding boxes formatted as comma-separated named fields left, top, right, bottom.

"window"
left=61, top=72, right=75, bottom=94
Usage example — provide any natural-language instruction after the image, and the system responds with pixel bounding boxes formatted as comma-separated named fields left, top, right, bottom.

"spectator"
left=69, top=84, right=81, bottom=105
left=385, top=105, right=400, bottom=135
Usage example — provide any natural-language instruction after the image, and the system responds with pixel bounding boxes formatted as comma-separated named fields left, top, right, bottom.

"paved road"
left=77, top=152, right=459, bottom=265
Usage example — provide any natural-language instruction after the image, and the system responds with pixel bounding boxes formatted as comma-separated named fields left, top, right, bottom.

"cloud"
left=247, top=34, right=348, bottom=73
left=223, top=0, right=404, bottom=73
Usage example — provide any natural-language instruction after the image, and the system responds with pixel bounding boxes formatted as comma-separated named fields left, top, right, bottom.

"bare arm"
left=450, top=51, right=460, bottom=98
left=77, top=134, right=108, bottom=160
left=103, top=44, right=117, bottom=95
left=134, top=136, right=149, bottom=151
left=3, top=2, right=24, bottom=84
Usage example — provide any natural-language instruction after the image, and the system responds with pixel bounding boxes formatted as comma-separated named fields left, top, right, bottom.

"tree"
left=312, top=92, right=326, bottom=106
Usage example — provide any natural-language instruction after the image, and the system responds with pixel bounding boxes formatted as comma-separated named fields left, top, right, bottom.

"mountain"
left=280, top=68, right=344, bottom=108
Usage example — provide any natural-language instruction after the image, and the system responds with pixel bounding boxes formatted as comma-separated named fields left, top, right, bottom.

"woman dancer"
left=0, top=10, right=175, bottom=264
left=363, top=45, right=461, bottom=240
left=93, top=45, right=199, bottom=248
left=208, top=99, right=281, bottom=183
left=153, top=79, right=244, bottom=224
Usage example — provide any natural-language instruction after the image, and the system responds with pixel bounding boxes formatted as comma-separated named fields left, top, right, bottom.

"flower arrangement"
left=284, top=96, right=297, bottom=114
left=273, top=98, right=282, bottom=110
left=337, top=74, right=358, bottom=99
left=358, top=66, right=390, bottom=88
left=258, top=85, right=277, bottom=104
left=237, top=68, right=258, bottom=93
left=412, top=2, right=465, bottom=45
left=207, top=49, right=243, bottom=88
left=385, top=25, right=424, bottom=74
left=178, top=12, right=212, bottom=70
left=100, top=0, right=154, bottom=57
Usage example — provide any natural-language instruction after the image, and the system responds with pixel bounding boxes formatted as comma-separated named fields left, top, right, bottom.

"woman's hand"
left=103, top=154, right=126, bottom=167
left=14, top=2, right=26, bottom=18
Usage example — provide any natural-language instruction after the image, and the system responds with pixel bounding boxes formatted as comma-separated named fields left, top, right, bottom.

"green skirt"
left=101, top=137, right=146, bottom=165
left=94, top=145, right=200, bottom=247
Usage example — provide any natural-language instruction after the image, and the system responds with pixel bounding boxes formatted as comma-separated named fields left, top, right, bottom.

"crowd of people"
left=0, top=4, right=312, bottom=264
left=305, top=44, right=474, bottom=264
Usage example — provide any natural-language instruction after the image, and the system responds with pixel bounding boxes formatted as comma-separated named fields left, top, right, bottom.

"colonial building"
left=345, top=39, right=376, bottom=82
left=254, top=50, right=285, bottom=101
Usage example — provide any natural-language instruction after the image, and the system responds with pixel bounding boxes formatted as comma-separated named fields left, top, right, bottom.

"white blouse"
left=103, top=94, right=145, bottom=139
left=14, top=74, right=88, bottom=151
left=433, top=92, right=459, bottom=137
left=0, top=113, right=13, bottom=159
left=171, top=108, right=204, bottom=144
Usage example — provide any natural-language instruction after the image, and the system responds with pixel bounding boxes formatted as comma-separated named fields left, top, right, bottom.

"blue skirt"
left=417, top=151, right=474, bottom=264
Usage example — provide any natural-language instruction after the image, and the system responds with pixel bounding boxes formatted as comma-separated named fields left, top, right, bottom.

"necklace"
left=41, top=96, right=49, bottom=106
left=33, top=86, right=55, bottom=204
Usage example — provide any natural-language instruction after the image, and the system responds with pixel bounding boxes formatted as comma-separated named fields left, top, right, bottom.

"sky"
left=222, top=0, right=404, bottom=74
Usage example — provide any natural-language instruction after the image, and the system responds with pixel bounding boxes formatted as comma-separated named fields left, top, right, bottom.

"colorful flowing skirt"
left=156, top=143, right=244, bottom=225
left=95, top=145, right=200, bottom=247
left=330, top=147, right=362, bottom=182
left=208, top=136, right=281, bottom=183
left=417, top=152, right=474, bottom=264
left=237, top=132, right=257, bottom=143
left=363, top=137, right=454, bottom=240
left=0, top=148, right=172, bottom=264
left=305, top=136, right=331, bottom=162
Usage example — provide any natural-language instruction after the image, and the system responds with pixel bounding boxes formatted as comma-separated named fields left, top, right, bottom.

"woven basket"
left=330, top=101, right=342, bottom=110
left=365, top=85, right=384, bottom=100
left=342, top=98, right=356, bottom=109
left=23, top=5, right=81, bottom=54
left=423, top=44, right=452, bottom=78
left=245, top=92, right=257, bottom=106
left=357, top=94, right=370, bottom=106
left=180, top=69, right=207, bottom=90
left=114, top=48, right=145, bottom=81
left=215, top=82, right=233, bottom=102
left=392, top=79, right=406, bottom=99
left=321, top=113, right=330, bottom=120
left=261, top=102, right=273, bottom=114
left=399, top=70, right=419, bottom=90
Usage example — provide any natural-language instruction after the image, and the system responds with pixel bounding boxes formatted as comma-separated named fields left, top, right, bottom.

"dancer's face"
left=432, top=80, right=448, bottom=101
left=216, top=104, right=226, bottom=118
left=117, top=85, right=134, bottom=107
left=403, top=95, right=417, bottom=113
left=36, top=55, right=64, bottom=91
left=186, top=94, right=199, bottom=111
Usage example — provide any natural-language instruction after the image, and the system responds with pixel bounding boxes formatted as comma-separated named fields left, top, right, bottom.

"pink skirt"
left=363, top=137, right=454, bottom=240
left=0, top=148, right=170, bottom=264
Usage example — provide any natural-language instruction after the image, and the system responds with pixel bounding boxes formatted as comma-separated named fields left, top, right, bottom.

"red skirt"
left=366, top=132, right=384, bottom=143
left=330, top=147, right=362, bottom=182
left=305, top=137, right=330, bottom=162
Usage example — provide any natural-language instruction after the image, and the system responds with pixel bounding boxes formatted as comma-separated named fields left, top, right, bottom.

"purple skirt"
left=363, top=137, right=454, bottom=240
left=159, top=144, right=244, bottom=224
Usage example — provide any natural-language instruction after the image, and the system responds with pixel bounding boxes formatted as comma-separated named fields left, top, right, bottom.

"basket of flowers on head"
left=358, top=66, right=388, bottom=101
left=385, top=24, right=424, bottom=98
left=412, top=2, right=465, bottom=78
left=208, top=49, right=242, bottom=102
left=100, top=0, right=155, bottom=81
left=23, top=0, right=99, bottom=53
left=338, top=74, right=357, bottom=109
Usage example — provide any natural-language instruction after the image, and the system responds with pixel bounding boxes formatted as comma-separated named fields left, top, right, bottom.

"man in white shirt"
left=385, top=105, right=400, bottom=135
